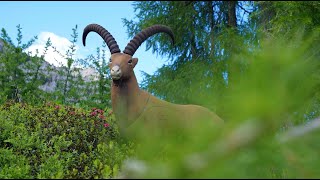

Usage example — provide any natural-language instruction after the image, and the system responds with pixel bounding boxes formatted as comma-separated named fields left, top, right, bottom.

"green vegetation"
left=1, top=1, right=320, bottom=178
left=0, top=101, right=133, bottom=178
left=118, top=31, right=320, bottom=178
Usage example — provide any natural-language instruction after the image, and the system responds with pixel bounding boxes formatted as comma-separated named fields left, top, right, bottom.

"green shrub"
left=0, top=101, right=134, bottom=179
left=117, top=30, right=320, bottom=178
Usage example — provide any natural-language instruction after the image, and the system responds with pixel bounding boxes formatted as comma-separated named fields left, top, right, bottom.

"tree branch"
left=279, top=116, right=320, bottom=143
left=237, top=2, right=252, bottom=14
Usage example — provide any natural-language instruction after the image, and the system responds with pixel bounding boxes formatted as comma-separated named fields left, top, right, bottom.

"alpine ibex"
left=82, top=24, right=223, bottom=138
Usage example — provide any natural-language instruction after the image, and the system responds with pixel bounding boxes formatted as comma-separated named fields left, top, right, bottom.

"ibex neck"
left=111, top=74, right=148, bottom=129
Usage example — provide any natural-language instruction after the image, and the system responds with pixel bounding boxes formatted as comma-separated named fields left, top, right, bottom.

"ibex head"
left=82, top=24, right=174, bottom=82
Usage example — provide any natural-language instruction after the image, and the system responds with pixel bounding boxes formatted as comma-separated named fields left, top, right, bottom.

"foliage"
left=1, top=1, right=320, bottom=179
left=252, top=1, right=320, bottom=37
left=123, top=1, right=320, bottom=112
left=0, top=101, right=134, bottom=179
left=0, top=24, right=112, bottom=109
left=118, top=29, right=320, bottom=178
left=118, top=1, right=320, bottom=178
left=77, top=41, right=112, bottom=109
left=0, top=25, right=44, bottom=104
left=123, top=1, right=254, bottom=111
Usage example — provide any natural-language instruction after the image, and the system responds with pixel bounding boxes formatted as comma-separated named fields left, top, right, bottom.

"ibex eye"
left=128, top=59, right=133, bottom=64
left=109, top=58, right=112, bottom=63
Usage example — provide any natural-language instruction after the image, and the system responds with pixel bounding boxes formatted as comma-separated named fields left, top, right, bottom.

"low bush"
left=0, top=101, right=134, bottom=179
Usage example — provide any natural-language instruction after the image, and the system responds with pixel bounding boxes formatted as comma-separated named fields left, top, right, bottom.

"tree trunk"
left=258, top=1, right=275, bottom=35
left=228, top=1, right=237, bottom=28
left=208, top=1, right=215, bottom=57
left=63, top=69, right=71, bottom=104
left=183, top=1, right=198, bottom=60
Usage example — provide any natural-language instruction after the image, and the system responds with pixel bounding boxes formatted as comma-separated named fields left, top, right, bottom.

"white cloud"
left=24, top=31, right=112, bottom=68
left=24, top=32, right=86, bottom=67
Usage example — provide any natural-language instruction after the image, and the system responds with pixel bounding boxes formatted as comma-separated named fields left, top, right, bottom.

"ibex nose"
left=111, top=65, right=122, bottom=80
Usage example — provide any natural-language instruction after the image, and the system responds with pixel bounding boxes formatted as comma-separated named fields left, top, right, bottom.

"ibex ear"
left=132, top=58, right=138, bottom=68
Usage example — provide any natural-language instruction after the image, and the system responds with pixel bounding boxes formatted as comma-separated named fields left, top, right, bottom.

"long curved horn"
left=123, top=24, right=175, bottom=56
left=82, top=23, right=121, bottom=54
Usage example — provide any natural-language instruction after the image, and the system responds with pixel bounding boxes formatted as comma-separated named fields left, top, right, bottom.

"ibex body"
left=83, top=24, right=223, bottom=137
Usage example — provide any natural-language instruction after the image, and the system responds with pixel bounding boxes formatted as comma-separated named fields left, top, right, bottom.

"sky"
left=0, top=1, right=171, bottom=84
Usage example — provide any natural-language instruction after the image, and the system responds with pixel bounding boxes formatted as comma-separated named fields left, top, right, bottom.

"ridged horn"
left=82, top=23, right=121, bottom=54
left=123, top=24, right=175, bottom=56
